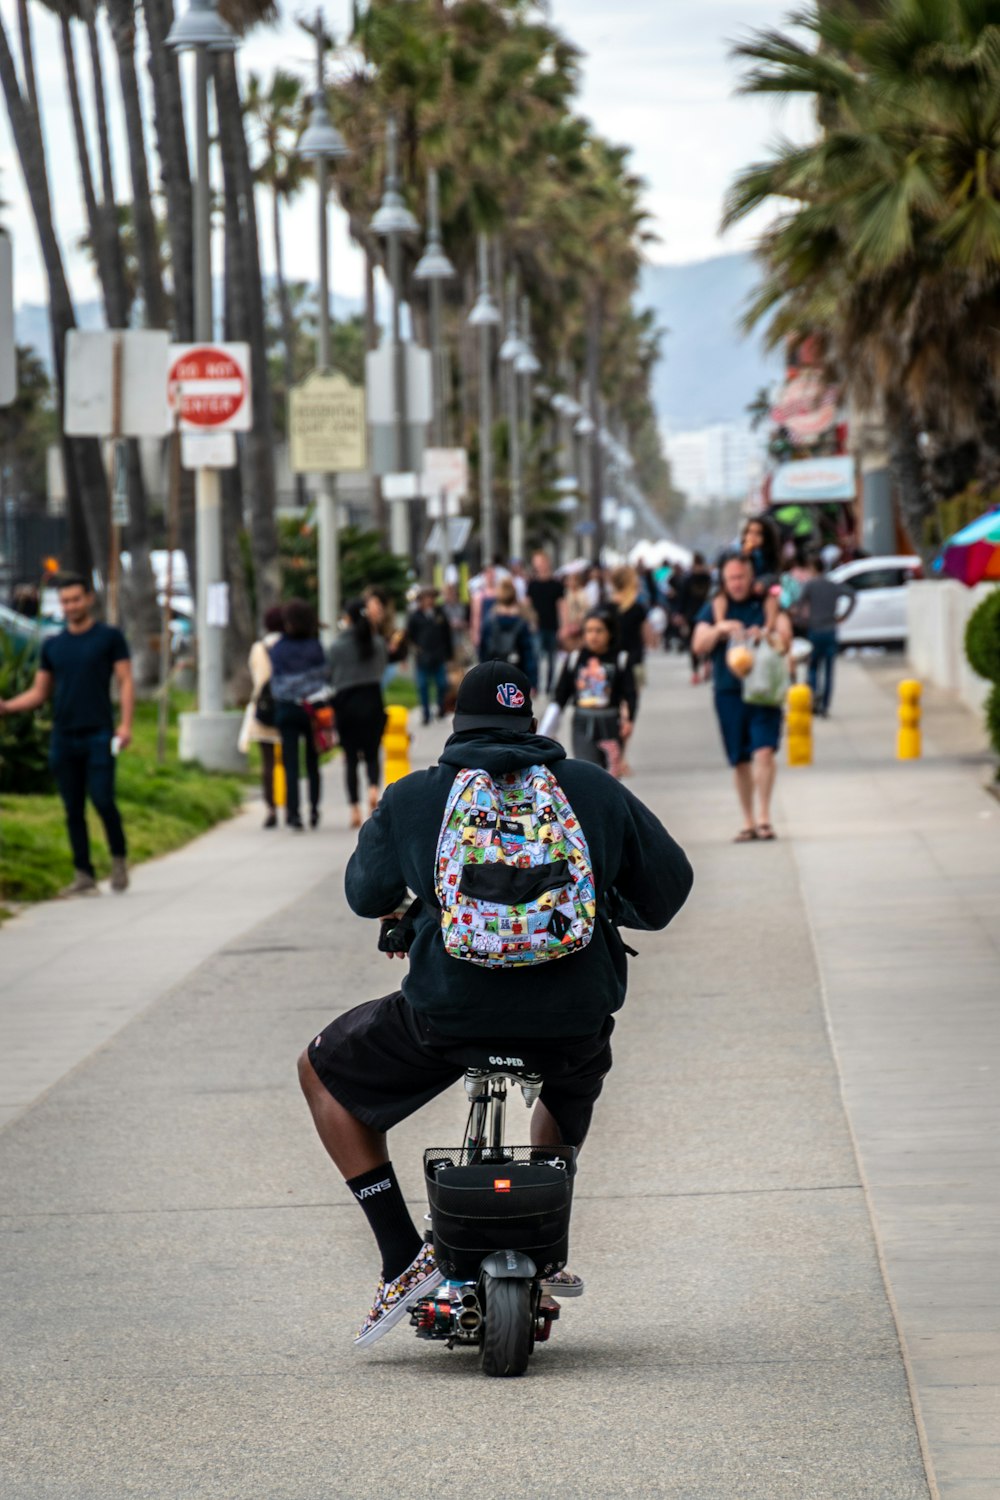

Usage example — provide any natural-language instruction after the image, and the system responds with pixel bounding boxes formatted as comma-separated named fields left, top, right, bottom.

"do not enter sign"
left=168, top=343, right=252, bottom=432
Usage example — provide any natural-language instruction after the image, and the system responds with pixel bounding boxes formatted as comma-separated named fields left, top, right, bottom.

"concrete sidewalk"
left=0, top=656, right=995, bottom=1498
left=779, top=660, right=1000, bottom=1500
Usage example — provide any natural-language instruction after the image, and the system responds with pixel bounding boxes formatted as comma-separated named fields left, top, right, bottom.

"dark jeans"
left=416, top=662, right=447, bottom=721
left=275, top=702, right=320, bottom=823
left=50, top=729, right=127, bottom=876
left=537, top=628, right=559, bottom=692
left=808, top=629, right=839, bottom=714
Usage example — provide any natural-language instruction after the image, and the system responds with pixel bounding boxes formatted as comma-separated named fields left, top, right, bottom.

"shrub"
left=965, top=589, right=1000, bottom=683
left=0, top=631, right=52, bottom=793
left=988, top=683, right=1000, bottom=763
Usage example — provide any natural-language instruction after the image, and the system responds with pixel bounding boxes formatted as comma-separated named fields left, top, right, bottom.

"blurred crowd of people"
left=245, top=523, right=859, bottom=841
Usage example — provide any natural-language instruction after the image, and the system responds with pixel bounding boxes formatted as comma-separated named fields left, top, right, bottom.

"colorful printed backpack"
left=434, top=765, right=597, bottom=969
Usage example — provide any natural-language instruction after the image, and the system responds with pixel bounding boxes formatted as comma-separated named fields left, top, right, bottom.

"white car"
left=828, top=555, right=923, bottom=647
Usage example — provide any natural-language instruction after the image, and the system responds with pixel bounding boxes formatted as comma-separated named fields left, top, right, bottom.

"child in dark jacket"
left=542, top=610, right=636, bottom=777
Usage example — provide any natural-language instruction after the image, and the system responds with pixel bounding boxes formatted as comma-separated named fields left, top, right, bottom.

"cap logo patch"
left=496, top=683, right=525, bottom=709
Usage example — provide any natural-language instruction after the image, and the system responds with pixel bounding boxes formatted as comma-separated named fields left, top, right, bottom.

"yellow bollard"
left=897, top=679, right=922, bottom=760
left=786, top=682, right=813, bottom=766
left=272, top=742, right=287, bottom=808
left=382, top=703, right=412, bottom=787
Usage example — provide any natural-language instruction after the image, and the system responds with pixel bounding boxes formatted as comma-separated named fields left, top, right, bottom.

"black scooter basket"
left=424, top=1145, right=577, bottom=1283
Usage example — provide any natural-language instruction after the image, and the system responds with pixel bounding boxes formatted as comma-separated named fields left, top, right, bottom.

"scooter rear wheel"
left=480, top=1275, right=533, bottom=1377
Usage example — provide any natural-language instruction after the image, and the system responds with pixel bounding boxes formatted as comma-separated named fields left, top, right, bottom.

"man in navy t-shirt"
left=0, top=574, right=133, bottom=893
left=692, top=553, right=792, bottom=843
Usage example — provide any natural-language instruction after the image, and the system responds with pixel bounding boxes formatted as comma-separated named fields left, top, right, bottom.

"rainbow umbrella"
left=942, top=509, right=1000, bottom=586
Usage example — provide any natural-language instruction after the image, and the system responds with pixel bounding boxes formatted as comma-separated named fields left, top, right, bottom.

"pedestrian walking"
left=609, top=565, right=651, bottom=682
left=541, top=609, right=636, bottom=777
left=692, top=553, right=792, bottom=842
left=671, top=553, right=713, bottom=683
left=406, top=587, right=454, bottom=725
left=559, top=567, right=590, bottom=653
left=240, top=605, right=284, bottom=829
left=479, top=578, right=538, bottom=686
left=0, top=573, right=133, bottom=893
left=798, top=554, right=856, bottom=717
left=526, top=550, right=565, bottom=694
left=269, top=600, right=330, bottom=832
left=329, top=598, right=401, bottom=830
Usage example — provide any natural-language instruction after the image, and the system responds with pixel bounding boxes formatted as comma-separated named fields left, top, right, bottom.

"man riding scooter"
left=297, top=660, right=693, bottom=1347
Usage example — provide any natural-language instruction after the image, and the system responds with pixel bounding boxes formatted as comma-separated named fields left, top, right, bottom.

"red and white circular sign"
left=168, top=344, right=249, bottom=430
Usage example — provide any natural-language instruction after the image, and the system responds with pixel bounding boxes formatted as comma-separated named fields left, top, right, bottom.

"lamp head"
left=166, top=0, right=236, bottom=51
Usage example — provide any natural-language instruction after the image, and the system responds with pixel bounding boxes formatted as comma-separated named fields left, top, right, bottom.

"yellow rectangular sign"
left=289, top=372, right=367, bottom=474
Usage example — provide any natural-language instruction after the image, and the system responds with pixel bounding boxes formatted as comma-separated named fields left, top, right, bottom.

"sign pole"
left=157, top=402, right=181, bottom=765
left=315, top=120, right=340, bottom=647
left=106, top=334, right=123, bottom=625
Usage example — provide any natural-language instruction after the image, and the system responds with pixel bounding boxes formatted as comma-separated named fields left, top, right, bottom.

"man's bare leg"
left=298, top=1051, right=387, bottom=1178
left=530, top=1099, right=562, bottom=1149
left=734, top=762, right=755, bottom=832
left=753, top=747, right=776, bottom=829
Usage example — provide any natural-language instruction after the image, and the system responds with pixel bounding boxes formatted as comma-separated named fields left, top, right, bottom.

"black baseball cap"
left=453, top=661, right=534, bottom=733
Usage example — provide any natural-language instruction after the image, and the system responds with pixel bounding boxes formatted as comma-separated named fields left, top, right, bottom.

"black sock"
left=346, top=1162, right=422, bottom=1282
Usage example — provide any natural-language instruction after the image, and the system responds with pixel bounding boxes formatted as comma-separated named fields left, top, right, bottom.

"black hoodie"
left=344, top=730, right=693, bottom=1037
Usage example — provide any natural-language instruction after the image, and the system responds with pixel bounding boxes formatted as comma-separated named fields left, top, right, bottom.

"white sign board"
left=365, top=342, right=433, bottom=426
left=65, top=330, right=171, bottom=437
left=181, top=431, right=238, bottom=470
left=168, top=342, right=252, bottom=433
left=382, top=472, right=421, bottom=501
left=422, top=447, right=468, bottom=518
left=0, top=232, right=14, bottom=408
left=289, top=371, right=367, bottom=474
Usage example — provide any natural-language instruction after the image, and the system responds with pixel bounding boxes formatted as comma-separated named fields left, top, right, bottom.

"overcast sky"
left=0, top=0, right=811, bottom=308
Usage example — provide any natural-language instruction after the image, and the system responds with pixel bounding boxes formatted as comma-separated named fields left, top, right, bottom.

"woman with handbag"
left=691, top=553, right=792, bottom=843
left=269, top=600, right=330, bottom=831
left=243, top=605, right=284, bottom=828
left=329, top=598, right=401, bottom=829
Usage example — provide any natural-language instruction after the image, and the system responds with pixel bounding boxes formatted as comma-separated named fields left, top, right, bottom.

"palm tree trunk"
left=60, top=15, right=110, bottom=324
left=888, top=402, right=934, bottom=561
left=0, top=12, right=105, bottom=577
left=105, top=0, right=168, bottom=329
left=220, top=151, right=254, bottom=688
left=363, top=238, right=387, bottom=540
left=16, top=0, right=39, bottom=121
left=271, top=185, right=304, bottom=507
left=213, top=51, right=279, bottom=619
left=83, top=3, right=128, bottom=330
left=139, top=0, right=197, bottom=590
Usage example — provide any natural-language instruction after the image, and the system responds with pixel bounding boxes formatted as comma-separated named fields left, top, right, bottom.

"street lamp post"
left=371, top=116, right=419, bottom=560
left=513, top=295, right=540, bottom=558
left=498, top=277, right=526, bottom=562
left=467, top=235, right=500, bottom=566
left=167, top=0, right=238, bottom=770
left=298, top=12, right=349, bottom=646
left=414, top=168, right=455, bottom=451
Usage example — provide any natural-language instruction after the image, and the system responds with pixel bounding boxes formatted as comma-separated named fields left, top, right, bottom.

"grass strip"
left=0, top=696, right=248, bottom=905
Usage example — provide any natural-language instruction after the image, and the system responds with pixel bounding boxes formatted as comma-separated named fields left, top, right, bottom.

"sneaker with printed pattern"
left=353, top=1243, right=442, bottom=1349
left=540, top=1269, right=585, bottom=1298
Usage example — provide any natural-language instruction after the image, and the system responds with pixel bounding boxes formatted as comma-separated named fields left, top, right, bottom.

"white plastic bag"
left=742, top=639, right=789, bottom=707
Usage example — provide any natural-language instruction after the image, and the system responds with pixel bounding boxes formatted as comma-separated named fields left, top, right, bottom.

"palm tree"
left=0, top=8, right=107, bottom=577
left=724, top=0, right=1000, bottom=545
left=245, top=69, right=307, bottom=397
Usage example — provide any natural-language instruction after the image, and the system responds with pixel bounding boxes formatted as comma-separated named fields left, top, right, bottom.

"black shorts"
left=307, top=992, right=614, bottom=1148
